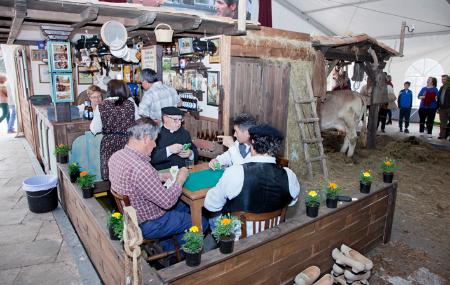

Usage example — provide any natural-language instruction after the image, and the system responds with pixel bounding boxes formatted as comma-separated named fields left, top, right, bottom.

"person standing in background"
left=437, top=74, right=450, bottom=140
left=0, top=74, right=10, bottom=131
left=418, top=77, right=439, bottom=138
left=397, top=81, right=413, bottom=133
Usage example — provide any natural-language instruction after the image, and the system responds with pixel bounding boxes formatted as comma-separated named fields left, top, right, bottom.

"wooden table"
left=180, top=163, right=212, bottom=230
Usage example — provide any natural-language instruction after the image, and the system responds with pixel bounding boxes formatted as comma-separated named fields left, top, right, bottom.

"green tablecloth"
left=183, top=169, right=224, bottom=192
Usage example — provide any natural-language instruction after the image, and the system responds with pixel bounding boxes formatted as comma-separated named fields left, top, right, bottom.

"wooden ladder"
left=291, top=73, right=328, bottom=179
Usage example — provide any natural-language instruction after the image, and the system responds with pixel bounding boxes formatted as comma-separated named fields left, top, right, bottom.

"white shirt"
left=215, top=141, right=251, bottom=167
left=204, top=155, right=300, bottom=213
left=90, top=97, right=140, bottom=135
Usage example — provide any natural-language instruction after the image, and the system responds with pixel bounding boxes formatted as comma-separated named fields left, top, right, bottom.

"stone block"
left=0, top=240, right=61, bottom=270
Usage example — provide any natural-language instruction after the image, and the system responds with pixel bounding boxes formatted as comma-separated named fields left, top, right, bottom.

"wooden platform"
left=56, top=162, right=396, bottom=285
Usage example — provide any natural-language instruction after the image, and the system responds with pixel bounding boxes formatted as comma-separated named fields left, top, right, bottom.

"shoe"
left=344, top=269, right=371, bottom=282
left=312, top=274, right=333, bottom=285
left=387, top=120, right=392, bottom=125
left=381, top=129, right=385, bottom=133
left=340, top=244, right=373, bottom=271
left=404, top=129, right=409, bottom=134
left=294, top=266, right=321, bottom=285
left=399, top=129, right=403, bottom=132
left=427, top=134, right=432, bottom=138
left=438, top=136, right=445, bottom=140
left=332, top=248, right=365, bottom=273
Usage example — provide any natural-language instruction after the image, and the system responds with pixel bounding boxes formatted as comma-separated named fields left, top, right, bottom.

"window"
left=405, top=58, right=444, bottom=107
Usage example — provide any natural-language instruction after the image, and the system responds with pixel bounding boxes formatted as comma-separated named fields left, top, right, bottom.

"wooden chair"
left=110, top=189, right=182, bottom=263
left=233, top=207, right=287, bottom=240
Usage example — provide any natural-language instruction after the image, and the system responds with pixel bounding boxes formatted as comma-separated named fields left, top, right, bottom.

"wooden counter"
left=33, top=105, right=90, bottom=175
left=57, top=160, right=396, bottom=285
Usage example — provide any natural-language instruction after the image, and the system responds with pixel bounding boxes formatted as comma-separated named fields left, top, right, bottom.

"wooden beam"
left=126, top=12, right=156, bottom=32
left=7, top=0, right=27, bottom=44
left=304, top=0, right=382, bottom=14
left=71, top=6, right=98, bottom=30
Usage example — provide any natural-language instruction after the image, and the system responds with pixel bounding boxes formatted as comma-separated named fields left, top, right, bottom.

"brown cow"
left=320, top=90, right=367, bottom=157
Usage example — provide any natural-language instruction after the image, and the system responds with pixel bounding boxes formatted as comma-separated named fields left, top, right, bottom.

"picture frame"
left=77, top=66, right=93, bottom=85
left=207, top=71, right=219, bottom=106
left=162, top=56, right=172, bottom=72
left=209, top=39, right=220, bottom=64
left=178, top=38, right=194, bottom=55
left=140, top=46, right=158, bottom=71
left=31, top=50, right=48, bottom=62
left=51, top=73, right=74, bottom=103
left=38, top=64, right=50, bottom=83
left=48, top=41, right=72, bottom=73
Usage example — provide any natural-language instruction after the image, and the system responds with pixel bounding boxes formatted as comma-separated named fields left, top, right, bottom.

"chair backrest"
left=111, top=188, right=131, bottom=214
left=233, top=207, right=287, bottom=239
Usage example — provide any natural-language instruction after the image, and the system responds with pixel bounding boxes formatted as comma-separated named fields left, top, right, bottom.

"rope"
left=123, top=206, right=143, bottom=285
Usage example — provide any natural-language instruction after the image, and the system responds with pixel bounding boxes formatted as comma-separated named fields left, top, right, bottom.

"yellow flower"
left=189, top=226, right=199, bottom=233
left=112, top=212, right=121, bottom=219
left=384, top=160, right=392, bottom=166
left=80, top=171, right=88, bottom=177
left=328, top=182, right=337, bottom=189
left=363, top=171, right=371, bottom=177
left=308, top=191, right=317, bottom=197
left=220, top=218, right=231, bottom=225
left=58, top=144, right=65, bottom=148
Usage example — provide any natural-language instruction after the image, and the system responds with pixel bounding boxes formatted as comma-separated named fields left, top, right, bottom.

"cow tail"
left=360, top=96, right=368, bottom=148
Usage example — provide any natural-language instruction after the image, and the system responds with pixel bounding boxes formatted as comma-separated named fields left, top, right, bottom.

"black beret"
left=161, top=106, right=184, bottom=116
left=249, top=124, right=283, bottom=140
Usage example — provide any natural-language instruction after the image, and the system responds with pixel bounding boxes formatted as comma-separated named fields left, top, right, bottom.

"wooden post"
left=399, top=21, right=406, bottom=56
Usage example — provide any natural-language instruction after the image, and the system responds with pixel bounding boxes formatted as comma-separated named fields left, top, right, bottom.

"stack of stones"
left=331, top=244, right=373, bottom=285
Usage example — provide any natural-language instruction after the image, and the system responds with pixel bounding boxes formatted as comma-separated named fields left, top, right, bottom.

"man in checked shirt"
left=109, top=118, right=208, bottom=253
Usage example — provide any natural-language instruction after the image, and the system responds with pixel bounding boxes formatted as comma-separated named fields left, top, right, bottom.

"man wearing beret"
left=151, top=107, right=198, bottom=170
left=204, top=124, right=300, bottom=237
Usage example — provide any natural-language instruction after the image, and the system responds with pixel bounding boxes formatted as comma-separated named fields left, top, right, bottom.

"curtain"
left=258, top=0, right=272, bottom=27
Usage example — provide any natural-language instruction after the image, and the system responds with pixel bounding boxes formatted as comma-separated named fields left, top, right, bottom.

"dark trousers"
left=418, top=108, right=437, bottom=134
left=438, top=108, right=450, bottom=138
left=139, top=201, right=208, bottom=252
left=399, top=108, right=411, bottom=130
left=387, top=109, right=392, bottom=123
left=378, top=108, right=388, bottom=131
left=0, top=103, right=9, bottom=124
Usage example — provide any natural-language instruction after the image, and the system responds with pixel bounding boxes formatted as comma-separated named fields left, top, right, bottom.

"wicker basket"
left=155, top=23, right=173, bottom=43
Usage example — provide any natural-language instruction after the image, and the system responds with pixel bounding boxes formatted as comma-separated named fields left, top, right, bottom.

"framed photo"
left=31, top=50, right=48, bottom=62
left=162, top=56, right=172, bottom=72
left=209, top=39, right=220, bottom=64
left=141, top=46, right=158, bottom=71
left=48, top=42, right=72, bottom=73
left=207, top=71, right=219, bottom=106
left=178, top=38, right=194, bottom=55
left=38, top=64, right=50, bottom=83
left=51, top=73, right=74, bottom=103
left=77, top=66, right=93, bottom=85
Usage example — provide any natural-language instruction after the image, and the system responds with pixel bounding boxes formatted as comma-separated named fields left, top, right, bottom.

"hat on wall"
left=161, top=106, right=185, bottom=116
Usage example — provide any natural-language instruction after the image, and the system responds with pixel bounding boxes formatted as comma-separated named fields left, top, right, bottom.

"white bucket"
left=155, top=23, right=174, bottom=43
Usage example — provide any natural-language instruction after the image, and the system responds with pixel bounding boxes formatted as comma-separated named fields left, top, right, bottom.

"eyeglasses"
left=165, top=115, right=184, bottom=123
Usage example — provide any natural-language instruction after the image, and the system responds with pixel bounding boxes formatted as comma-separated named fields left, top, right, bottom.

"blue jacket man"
left=397, top=81, right=413, bottom=133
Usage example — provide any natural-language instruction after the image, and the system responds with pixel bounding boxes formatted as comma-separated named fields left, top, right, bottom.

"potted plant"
left=212, top=214, right=241, bottom=254
left=68, top=162, right=81, bottom=183
left=324, top=182, right=342, bottom=208
left=359, top=170, right=373, bottom=194
left=305, top=190, right=320, bottom=218
left=76, top=171, right=96, bottom=198
left=54, top=144, right=70, bottom=164
left=380, top=158, right=398, bottom=183
left=181, top=226, right=203, bottom=267
left=107, top=212, right=123, bottom=240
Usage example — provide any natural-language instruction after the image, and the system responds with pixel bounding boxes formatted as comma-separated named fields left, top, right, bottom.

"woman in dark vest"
left=90, top=79, right=139, bottom=180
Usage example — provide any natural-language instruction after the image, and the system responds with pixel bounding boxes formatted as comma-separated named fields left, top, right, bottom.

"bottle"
left=83, top=100, right=91, bottom=120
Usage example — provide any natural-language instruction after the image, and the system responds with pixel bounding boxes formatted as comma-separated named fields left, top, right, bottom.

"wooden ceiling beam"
left=7, top=0, right=27, bottom=44
left=26, top=9, right=81, bottom=23
left=70, top=6, right=98, bottom=38
left=126, top=12, right=156, bottom=32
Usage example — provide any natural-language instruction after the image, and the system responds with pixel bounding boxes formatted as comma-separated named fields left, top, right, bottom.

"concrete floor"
left=0, top=134, right=100, bottom=285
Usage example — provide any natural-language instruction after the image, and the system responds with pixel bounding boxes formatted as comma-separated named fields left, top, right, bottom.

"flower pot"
left=326, top=197, right=338, bottom=208
left=306, top=205, right=319, bottom=218
left=56, top=153, right=68, bottom=164
left=82, top=186, right=94, bottom=199
left=360, top=182, right=371, bottom=194
left=383, top=172, right=394, bottom=183
left=109, top=225, right=119, bottom=240
left=184, top=251, right=201, bottom=267
left=219, top=234, right=235, bottom=254
left=69, top=171, right=80, bottom=183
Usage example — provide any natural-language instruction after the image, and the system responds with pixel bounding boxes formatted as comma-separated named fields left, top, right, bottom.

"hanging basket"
left=155, top=23, right=173, bottom=43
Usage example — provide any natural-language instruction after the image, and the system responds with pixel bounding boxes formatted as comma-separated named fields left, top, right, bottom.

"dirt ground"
left=311, top=132, right=450, bottom=285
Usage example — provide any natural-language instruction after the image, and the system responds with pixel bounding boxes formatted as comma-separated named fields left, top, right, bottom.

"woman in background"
left=418, top=77, right=439, bottom=138
left=77, top=85, right=103, bottom=116
left=90, top=80, right=139, bottom=180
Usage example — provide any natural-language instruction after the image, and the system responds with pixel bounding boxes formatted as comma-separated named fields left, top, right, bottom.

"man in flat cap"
left=204, top=124, right=300, bottom=237
left=151, top=107, right=198, bottom=170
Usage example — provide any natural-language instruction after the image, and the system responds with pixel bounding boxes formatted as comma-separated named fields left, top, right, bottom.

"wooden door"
left=229, top=57, right=291, bottom=136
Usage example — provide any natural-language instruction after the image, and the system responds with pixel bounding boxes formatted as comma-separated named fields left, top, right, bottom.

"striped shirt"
left=108, top=145, right=182, bottom=223
left=138, top=82, right=180, bottom=120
